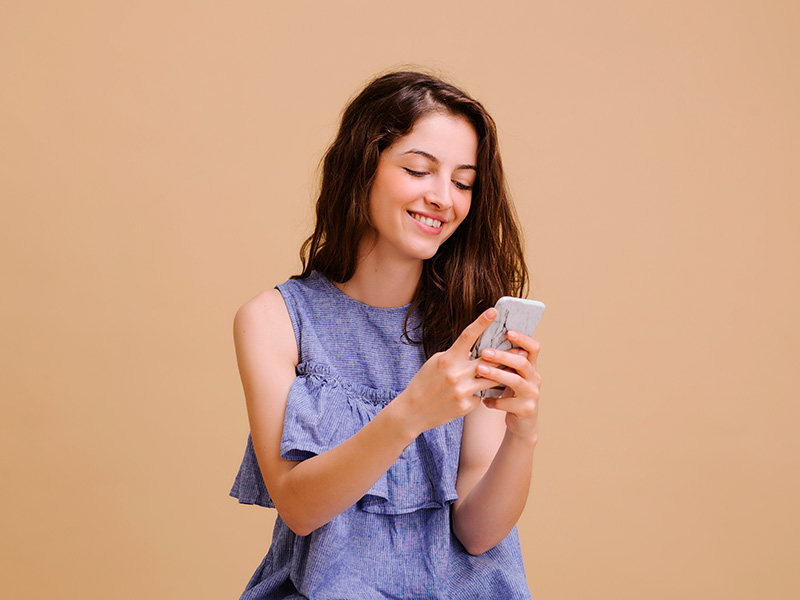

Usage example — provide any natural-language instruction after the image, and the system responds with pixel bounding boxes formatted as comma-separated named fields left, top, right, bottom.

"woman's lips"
left=408, top=211, right=443, bottom=228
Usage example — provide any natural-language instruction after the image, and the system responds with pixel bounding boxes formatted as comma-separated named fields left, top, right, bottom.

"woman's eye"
left=454, top=181, right=473, bottom=191
left=404, top=168, right=427, bottom=177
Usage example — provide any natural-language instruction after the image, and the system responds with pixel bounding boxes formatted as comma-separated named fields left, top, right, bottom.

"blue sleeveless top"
left=231, top=272, right=532, bottom=599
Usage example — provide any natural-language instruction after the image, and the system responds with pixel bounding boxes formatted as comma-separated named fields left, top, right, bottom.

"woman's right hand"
left=392, top=307, right=502, bottom=436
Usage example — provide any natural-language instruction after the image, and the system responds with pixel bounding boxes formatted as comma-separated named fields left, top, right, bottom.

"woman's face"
left=366, top=112, right=478, bottom=264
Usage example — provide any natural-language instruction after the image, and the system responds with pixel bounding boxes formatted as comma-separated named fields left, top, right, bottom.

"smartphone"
left=472, top=296, right=546, bottom=398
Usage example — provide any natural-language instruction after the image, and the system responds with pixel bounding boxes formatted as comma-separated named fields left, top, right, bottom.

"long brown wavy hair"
left=296, top=71, right=528, bottom=357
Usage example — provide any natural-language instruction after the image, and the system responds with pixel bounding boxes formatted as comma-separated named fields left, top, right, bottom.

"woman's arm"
left=235, top=289, right=417, bottom=535
left=235, top=292, right=501, bottom=536
left=452, top=332, right=542, bottom=555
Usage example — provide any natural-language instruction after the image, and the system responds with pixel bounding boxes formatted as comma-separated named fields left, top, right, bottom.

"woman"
left=231, top=71, right=542, bottom=599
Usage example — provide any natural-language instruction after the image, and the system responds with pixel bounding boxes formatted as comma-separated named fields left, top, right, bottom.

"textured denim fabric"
left=232, top=272, right=532, bottom=599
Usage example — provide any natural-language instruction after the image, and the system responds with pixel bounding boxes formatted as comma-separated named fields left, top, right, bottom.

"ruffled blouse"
left=231, top=272, right=531, bottom=599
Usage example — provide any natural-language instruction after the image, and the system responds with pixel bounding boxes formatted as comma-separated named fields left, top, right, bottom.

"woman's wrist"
left=380, top=391, right=423, bottom=447
left=503, top=423, right=539, bottom=451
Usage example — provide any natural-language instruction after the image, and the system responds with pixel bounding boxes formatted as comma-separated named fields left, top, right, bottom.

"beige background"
left=2, top=1, right=798, bottom=598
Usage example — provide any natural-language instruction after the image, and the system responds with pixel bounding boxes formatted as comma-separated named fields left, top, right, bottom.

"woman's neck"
left=334, top=244, right=423, bottom=308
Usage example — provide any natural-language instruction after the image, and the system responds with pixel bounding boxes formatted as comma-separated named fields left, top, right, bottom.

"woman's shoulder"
left=235, top=287, right=286, bottom=324
left=234, top=287, right=298, bottom=367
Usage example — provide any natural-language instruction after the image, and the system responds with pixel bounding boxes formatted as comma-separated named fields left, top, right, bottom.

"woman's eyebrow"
left=401, top=149, right=477, bottom=171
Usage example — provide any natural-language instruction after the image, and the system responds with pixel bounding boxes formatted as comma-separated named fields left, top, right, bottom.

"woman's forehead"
left=386, top=113, right=478, bottom=166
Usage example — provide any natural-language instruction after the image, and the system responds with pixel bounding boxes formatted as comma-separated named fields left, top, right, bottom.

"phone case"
left=471, top=297, right=546, bottom=398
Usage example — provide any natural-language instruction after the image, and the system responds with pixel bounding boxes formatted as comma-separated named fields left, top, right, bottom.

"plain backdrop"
left=2, top=1, right=798, bottom=598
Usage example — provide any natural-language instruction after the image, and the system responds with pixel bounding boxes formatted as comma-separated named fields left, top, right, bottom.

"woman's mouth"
left=408, top=211, right=443, bottom=228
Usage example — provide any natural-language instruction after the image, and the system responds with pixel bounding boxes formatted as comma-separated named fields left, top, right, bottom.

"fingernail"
left=485, top=308, right=497, bottom=319
left=478, top=364, right=490, bottom=374
left=507, top=330, right=518, bottom=340
left=483, top=349, right=495, bottom=358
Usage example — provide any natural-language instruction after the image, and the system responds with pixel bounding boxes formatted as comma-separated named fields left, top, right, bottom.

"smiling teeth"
left=411, top=213, right=442, bottom=228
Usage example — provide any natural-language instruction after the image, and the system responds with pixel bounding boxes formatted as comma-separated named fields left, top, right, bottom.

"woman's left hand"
left=476, top=331, right=542, bottom=441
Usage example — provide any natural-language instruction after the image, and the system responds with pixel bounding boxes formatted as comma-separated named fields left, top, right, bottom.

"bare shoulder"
left=234, top=288, right=298, bottom=367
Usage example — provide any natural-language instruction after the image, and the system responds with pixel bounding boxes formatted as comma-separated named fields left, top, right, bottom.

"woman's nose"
left=424, top=176, right=452, bottom=210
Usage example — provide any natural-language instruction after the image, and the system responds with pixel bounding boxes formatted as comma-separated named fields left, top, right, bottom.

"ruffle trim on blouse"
left=230, top=362, right=462, bottom=515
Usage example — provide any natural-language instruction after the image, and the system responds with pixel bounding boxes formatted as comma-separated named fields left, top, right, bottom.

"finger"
left=484, top=394, right=538, bottom=420
left=450, top=307, right=497, bottom=356
left=480, top=348, right=531, bottom=375
left=467, top=377, right=505, bottom=398
left=476, top=363, right=534, bottom=397
left=476, top=362, right=519, bottom=387
left=506, top=331, right=540, bottom=365
left=467, top=359, right=505, bottom=395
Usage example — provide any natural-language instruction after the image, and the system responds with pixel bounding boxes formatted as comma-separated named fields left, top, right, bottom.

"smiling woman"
left=231, top=71, right=539, bottom=599
left=361, top=112, right=477, bottom=265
